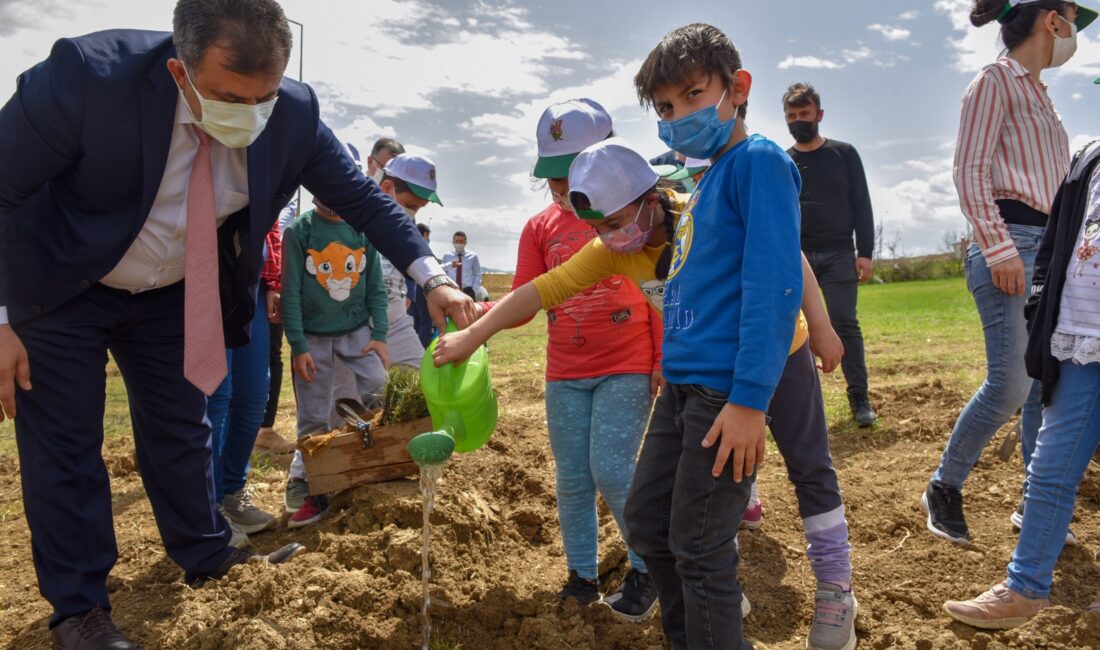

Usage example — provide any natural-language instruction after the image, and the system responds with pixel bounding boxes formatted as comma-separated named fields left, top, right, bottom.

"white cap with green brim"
left=667, top=156, right=712, bottom=181
left=383, top=154, right=443, bottom=205
left=998, top=0, right=1098, bottom=31
left=533, top=98, right=613, bottom=179
left=567, top=138, right=662, bottom=220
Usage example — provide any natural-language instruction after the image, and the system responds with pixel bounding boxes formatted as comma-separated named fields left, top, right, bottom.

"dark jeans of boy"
left=805, top=249, right=868, bottom=397
left=625, top=383, right=755, bottom=650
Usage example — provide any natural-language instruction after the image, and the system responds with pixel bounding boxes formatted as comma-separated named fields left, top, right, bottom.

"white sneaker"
left=217, top=505, right=250, bottom=549
left=1010, top=503, right=1077, bottom=546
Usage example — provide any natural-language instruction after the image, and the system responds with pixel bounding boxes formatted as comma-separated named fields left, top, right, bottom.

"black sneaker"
left=922, top=481, right=969, bottom=544
left=557, top=570, right=601, bottom=606
left=604, top=568, right=659, bottom=623
left=848, top=393, right=877, bottom=427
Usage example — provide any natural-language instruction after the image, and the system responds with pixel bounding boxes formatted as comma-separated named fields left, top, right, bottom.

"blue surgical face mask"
left=656, top=89, right=736, bottom=160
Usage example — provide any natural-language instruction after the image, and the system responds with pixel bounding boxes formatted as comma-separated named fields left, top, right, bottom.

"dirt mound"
left=4, top=376, right=1100, bottom=648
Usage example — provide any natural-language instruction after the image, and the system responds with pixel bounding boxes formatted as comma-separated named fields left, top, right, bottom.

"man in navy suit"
left=0, top=1, right=474, bottom=647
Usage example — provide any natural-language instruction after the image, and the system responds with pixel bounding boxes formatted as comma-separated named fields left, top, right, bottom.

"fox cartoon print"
left=305, top=242, right=368, bottom=301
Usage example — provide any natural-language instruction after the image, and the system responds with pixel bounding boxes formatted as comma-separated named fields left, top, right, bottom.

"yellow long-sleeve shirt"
left=532, top=235, right=809, bottom=355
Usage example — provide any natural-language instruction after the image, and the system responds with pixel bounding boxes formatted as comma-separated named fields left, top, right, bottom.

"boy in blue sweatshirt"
left=623, top=24, right=804, bottom=650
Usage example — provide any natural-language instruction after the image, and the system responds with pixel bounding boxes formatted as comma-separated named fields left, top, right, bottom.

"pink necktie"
left=184, top=126, right=228, bottom=395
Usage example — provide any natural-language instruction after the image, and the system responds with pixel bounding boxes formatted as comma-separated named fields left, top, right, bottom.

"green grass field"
left=0, top=276, right=984, bottom=462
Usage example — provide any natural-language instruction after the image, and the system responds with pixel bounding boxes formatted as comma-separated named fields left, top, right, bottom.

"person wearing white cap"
left=472, top=100, right=665, bottom=620
left=373, top=154, right=442, bottom=367
left=924, top=0, right=1096, bottom=550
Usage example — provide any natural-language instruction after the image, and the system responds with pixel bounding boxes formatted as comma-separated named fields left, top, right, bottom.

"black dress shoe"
left=184, top=542, right=306, bottom=587
left=51, top=607, right=136, bottom=650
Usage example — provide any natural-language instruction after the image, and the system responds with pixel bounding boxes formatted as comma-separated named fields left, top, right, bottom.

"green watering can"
left=407, top=322, right=498, bottom=466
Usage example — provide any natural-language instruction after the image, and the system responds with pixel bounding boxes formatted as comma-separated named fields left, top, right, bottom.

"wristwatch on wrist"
left=422, top=274, right=458, bottom=296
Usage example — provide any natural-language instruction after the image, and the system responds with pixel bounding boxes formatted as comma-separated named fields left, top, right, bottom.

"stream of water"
left=419, top=462, right=446, bottom=650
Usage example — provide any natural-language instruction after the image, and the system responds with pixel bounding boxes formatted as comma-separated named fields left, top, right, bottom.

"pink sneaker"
left=288, top=495, right=329, bottom=529
left=741, top=500, right=764, bottom=530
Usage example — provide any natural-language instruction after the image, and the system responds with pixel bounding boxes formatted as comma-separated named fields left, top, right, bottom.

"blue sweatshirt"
left=662, top=134, right=803, bottom=411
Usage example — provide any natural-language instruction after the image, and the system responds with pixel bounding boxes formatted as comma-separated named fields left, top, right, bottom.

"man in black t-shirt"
left=783, top=82, right=877, bottom=427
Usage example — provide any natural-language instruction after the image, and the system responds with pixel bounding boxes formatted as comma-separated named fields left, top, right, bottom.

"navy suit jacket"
left=0, top=30, right=433, bottom=347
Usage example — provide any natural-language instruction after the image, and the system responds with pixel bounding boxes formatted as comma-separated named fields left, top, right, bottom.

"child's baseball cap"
left=533, top=98, right=613, bottom=179
left=999, top=0, right=1097, bottom=30
left=383, top=154, right=443, bottom=205
left=667, top=156, right=712, bottom=181
left=567, top=138, right=662, bottom=220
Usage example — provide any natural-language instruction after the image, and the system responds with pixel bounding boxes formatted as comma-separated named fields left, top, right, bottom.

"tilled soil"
left=2, top=374, right=1100, bottom=649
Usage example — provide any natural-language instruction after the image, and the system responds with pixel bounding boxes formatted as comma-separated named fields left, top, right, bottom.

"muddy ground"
left=3, top=314, right=1100, bottom=648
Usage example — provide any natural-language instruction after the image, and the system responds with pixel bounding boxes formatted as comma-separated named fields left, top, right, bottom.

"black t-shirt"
left=787, top=139, right=875, bottom=258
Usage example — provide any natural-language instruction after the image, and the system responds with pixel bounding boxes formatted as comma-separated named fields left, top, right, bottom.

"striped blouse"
left=953, top=57, right=1070, bottom=266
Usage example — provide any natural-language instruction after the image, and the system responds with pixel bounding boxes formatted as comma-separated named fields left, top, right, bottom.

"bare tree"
left=885, top=228, right=902, bottom=260
left=874, top=221, right=885, bottom=260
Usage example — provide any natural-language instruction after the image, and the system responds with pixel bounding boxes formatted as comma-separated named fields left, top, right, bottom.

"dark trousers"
left=624, top=384, right=754, bottom=650
left=262, top=321, right=284, bottom=428
left=13, top=283, right=233, bottom=625
left=805, top=249, right=868, bottom=396
left=411, top=287, right=434, bottom=348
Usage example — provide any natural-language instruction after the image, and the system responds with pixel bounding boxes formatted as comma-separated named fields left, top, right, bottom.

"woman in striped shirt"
left=923, top=0, right=1093, bottom=546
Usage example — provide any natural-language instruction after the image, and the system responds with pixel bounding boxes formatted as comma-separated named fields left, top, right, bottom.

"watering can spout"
left=407, top=429, right=456, bottom=467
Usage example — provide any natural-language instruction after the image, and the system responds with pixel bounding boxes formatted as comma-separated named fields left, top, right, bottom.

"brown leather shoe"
left=944, top=582, right=1047, bottom=629
left=51, top=607, right=135, bottom=649
left=253, top=427, right=297, bottom=454
left=185, top=543, right=305, bottom=587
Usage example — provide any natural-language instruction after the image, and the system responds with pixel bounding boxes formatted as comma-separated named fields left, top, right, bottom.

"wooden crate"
left=298, top=416, right=435, bottom=495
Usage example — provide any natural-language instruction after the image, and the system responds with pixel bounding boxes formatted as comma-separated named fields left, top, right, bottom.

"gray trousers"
left=387, top=313, right=425, bottom=368
left=290, top=327, right=387, bottom=481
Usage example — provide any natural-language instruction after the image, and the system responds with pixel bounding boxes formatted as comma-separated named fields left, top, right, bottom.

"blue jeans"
left=207, top=292, right=270, bottom=502
left=1007, top=360, right=1100, bottom=598
left=545, top=374, right=650, bottom=579
left=933, top=225, right=1045, bottom=490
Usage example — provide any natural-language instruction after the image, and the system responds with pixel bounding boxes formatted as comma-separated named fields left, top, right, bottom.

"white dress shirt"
left=100, top=94, right=250, bottom=292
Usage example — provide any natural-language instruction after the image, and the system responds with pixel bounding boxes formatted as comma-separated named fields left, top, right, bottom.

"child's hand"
left=433, top=328, right=483, bottom=367
left=650, top=370, right=665, bottom=401
left=362, top=340, right=390, bottom=369
left=293, top=352, right=317, bottom=383
left=809, top=326, right=844, bottom=373
left=267, top=290, right=283, bottom=324
left=701, top=403, right=766, bottom=482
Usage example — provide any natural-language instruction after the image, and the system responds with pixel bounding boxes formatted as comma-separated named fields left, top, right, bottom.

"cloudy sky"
left=3, top=0, right=1099, bottom=270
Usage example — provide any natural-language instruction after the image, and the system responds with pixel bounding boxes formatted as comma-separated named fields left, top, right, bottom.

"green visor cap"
left=667, top=165, right=708, bottom=181
left=409, top=182, right=443, bottom=206
left=998, top=2, right=1097, bottom=30
left=533, top=152, right=580, bottom=179
left=575, top=208, right=606, bottom=220
left=1078, top=4, right=1098, bottom=30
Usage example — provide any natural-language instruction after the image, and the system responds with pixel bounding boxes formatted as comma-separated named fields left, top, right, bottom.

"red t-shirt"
left=506, top=203, right=662, bottom=382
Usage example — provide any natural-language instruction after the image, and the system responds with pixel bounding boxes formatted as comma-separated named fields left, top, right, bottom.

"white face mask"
left=1049, top=14, right=1078, bottom=69
left=183, top=67, right=278, bottom=148
left=454, top=243, right=466, bottom=254
left=370, top=168, right=385, bottom=184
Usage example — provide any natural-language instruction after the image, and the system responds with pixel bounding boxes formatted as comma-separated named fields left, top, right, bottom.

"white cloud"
left=842, top=46, right=874, bottom=63
left=936, top=0, right=1100, bottom=78
left=475, top=154, right=523, bottom=167
left=868, top=23, right=912, bottom=41
left=778, top=55, right=844, bottom=70
left=870, top=155, right=963, bottom=257
left=1071, top=134, right=1100, bottom=153
left=898, top=10, right=920, bottom=21
left=934, top=0, right=1002, bottom=73
left=1073, top=92, right=1084, bottom=101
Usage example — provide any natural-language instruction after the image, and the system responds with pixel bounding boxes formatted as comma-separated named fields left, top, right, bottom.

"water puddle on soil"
left=419, top=462, right=447, bottom=650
